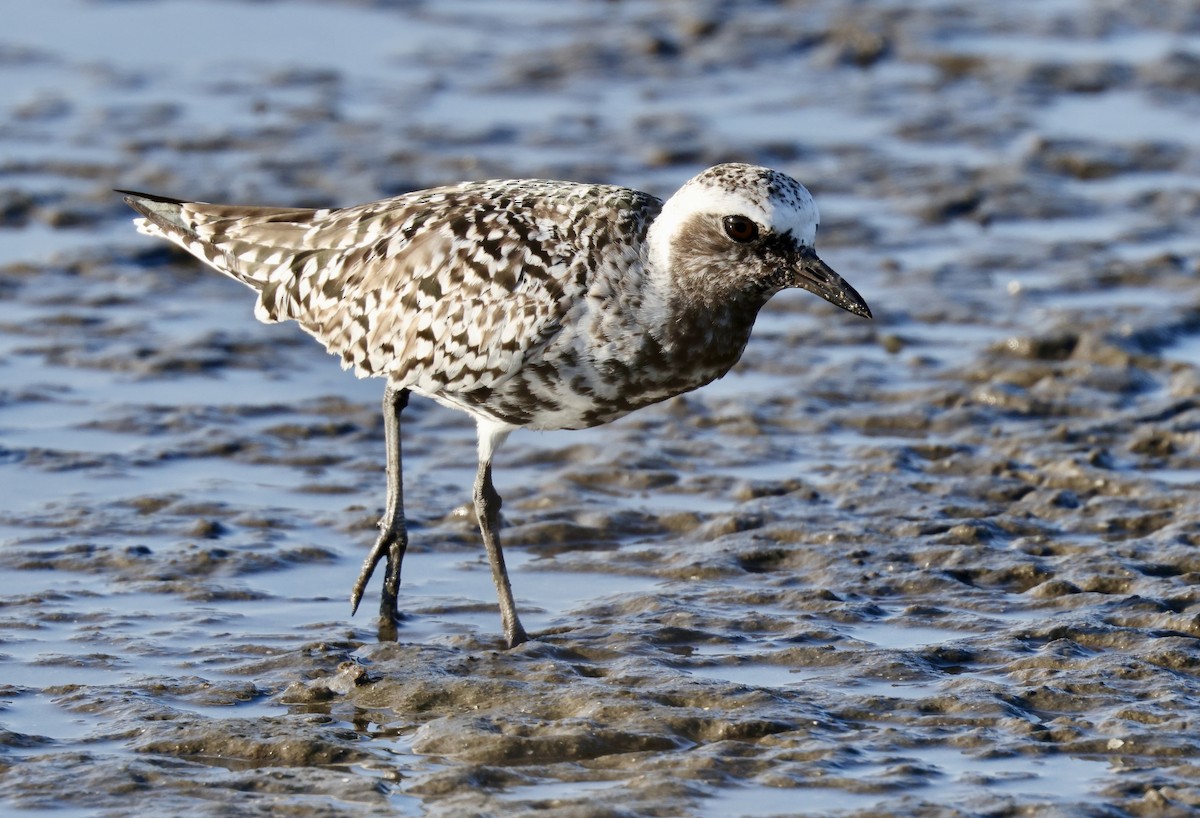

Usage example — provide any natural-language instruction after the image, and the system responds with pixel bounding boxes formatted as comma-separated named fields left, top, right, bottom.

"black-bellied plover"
left=121, top=163, right=871, bottom=648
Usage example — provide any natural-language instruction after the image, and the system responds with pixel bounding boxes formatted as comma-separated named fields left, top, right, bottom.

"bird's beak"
left=790, top=246, right=872, bottom=319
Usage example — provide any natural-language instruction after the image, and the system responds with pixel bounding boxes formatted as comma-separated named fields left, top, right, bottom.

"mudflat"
left=1, top=1, right=1198, bottom=815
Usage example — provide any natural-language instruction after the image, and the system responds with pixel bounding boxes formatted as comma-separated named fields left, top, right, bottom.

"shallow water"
left=3, top=0, right=1200, bottom=816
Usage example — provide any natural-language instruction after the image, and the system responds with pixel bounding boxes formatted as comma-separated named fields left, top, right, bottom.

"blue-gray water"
left=2, top=1, right=1199, bottom=816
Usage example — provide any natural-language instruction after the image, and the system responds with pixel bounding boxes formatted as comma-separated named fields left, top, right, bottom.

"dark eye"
left=723, top=215, right=759, bottom=243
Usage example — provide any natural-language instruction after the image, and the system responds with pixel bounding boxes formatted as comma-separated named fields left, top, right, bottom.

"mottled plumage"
left=121, top=163, right=871, bottom=647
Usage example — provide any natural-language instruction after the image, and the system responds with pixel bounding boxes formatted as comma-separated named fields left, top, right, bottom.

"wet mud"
left=2, top=1, right=1200, bottom=816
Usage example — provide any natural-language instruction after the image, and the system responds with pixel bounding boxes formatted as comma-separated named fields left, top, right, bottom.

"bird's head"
left=648, top=163, right=871, bottom=319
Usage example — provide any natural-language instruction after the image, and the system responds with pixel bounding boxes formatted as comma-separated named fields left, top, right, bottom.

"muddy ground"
left=2, top=1, right=1200, bottom=816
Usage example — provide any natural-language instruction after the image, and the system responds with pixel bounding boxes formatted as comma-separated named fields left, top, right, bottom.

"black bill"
left=791, top=246, right=872, bottom=319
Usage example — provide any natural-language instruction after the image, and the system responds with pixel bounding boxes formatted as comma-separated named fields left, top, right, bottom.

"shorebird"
left=121, top=163, right=871, bottom=648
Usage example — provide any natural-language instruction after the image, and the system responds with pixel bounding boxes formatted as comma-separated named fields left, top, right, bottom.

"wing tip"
left=116, top=189, right=197, bottom=239
left=116, top=188, right=186, bottom=216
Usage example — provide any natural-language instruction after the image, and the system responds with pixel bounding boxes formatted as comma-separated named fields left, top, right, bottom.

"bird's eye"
left=723, top=215, right=759, bottom=243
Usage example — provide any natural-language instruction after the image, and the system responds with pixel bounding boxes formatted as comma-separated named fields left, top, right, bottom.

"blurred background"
left=2, top=1, right=1199, bottom=816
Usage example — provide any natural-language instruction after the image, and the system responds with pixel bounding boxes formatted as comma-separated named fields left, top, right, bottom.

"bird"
left=119, top=163, right=871, bottom=648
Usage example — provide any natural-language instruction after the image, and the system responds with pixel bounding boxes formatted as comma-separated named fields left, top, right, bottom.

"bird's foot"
left=504, top=619, right=530, bottom=650
left=350, top=524, right=407, bottom=622
left=377, top=613, right=399, bottom=643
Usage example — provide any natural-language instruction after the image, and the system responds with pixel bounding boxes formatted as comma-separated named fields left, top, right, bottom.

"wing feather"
left=126, top=180, right=635, bottom=393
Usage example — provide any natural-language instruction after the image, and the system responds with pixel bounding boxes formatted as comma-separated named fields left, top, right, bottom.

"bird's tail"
left=119, top=190, right=260, bottom=288
left=119, top=190, right=332, bottom=324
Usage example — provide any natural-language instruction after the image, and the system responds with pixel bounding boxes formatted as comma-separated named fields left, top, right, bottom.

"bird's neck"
left=642, top=255, right=771, bottom=380
left=667, top=289, right=766, bottom=360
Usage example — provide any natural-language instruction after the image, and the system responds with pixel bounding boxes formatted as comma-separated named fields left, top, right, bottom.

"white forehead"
left=672, top=181, right=819, bottom=241
left=648, top=163, right=821, bottom=271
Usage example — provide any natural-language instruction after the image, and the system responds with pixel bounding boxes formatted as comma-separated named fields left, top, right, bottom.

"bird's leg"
left=473, top=423, right=528, bottom=648
left=350, top=386, right=410, bottom=636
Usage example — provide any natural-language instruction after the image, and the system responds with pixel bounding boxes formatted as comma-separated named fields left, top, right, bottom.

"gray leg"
left=350, top=386, right=410, bottom=629
left=473, top=447, right=528, bottom=648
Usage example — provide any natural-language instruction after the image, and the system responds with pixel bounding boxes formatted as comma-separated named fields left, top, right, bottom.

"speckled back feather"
left=126, top=180, right=659, bottom=398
